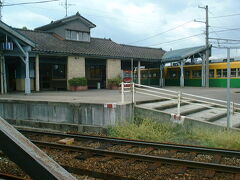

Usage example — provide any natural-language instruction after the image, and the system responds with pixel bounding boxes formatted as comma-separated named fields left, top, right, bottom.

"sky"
left=2, top=0, right=240, bottom=59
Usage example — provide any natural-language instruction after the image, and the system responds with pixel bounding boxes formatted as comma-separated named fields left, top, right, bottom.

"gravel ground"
left=0, top=146, right=236, bottom=180
left=0, top=153, right=30, bottom=179
left=42, top=147, right=234, bottom=180
left=220, top=157, right=240, bottom=166
left=193, top=154, right=213, bottom=163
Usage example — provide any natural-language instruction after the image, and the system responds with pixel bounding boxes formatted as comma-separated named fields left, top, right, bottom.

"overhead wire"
left=209, top=27, right=240, bottom=34
left=147, top=33, right=204, bottom=47
left=3, top=0, right=60, bottom=7
left=127, top=20, right=193, bottom=44
left=4, top=1, right=240, bottom=49
left=210, top=12, right=240, bottom=19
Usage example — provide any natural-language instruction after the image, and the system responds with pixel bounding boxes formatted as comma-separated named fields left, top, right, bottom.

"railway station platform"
left=0, top=87, right=239, bottom=103
left=0, top=87, right=239, bottom=132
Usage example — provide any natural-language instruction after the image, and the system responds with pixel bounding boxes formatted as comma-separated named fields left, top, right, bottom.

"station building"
left=0, top=12, right=165, bottom=94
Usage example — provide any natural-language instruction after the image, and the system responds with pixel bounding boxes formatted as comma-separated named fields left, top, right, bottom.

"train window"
left=153, top=73, right=157, bottom=77
left=222, top=69, right=227, bottom=77
left=217, top=69, right=221, bottom=78
left=184, top=71, right=190, bottom=79
left=209, top=69, right=214, bottom=78
left=169, top=71, right=177, bottom=78
left=237, top=69, right=240, bottom=77
left=192, top=70, right=201, bottom=78
left=231, top=68, right=237, bottom=77
left=209, top=70, right=214, bottom=78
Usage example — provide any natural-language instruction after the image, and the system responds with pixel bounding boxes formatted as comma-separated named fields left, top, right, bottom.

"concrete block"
left=58, top=138, right=74, bottom=145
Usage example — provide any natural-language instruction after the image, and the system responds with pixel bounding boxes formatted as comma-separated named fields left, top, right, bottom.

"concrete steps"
left=139, top=99, right=177, bottom=109
left=187, top=108, right=227, bottom=122
left=213, top=114, right=240, bottom=128
left=137, top=98, right=236, bottom=127
left=161, top=103, right=210, bottom=116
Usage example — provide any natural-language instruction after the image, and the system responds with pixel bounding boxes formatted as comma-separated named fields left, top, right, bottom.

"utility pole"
left=0, top=0, right=3, bottom=21
left=195, top=5, right=209, bottom=87
left=65, top=0, right=68, bottom=17
left=205, top=5, right=209, bottom=88
left=226, top=48, right=232, bottom=128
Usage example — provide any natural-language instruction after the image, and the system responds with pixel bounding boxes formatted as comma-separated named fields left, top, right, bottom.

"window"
left=237, top=68, right=240, bottom=77
left=65, top=30, right=90, bottom=42
left=142, top=72, right=147, bottom=78
left=184, top=71, right=190, bottom=79
left=217, top=69, right=232, bottom=78
left=78, top=32, right=83, bottom=40
left=217, top=69, right=221, bottom=77
left=83, top=32, right=90, bottom=41
left=222, top=69, right=227, bottom=77
left=168, top=70, right=178, bottom=79
left=52, top=64, right=66, bottom=79
left=192, top=70, right=201, bottom=78
left=209, top=69, right=214, bottom=78
left=231, top=68, right=237, bottom=77
left=71, top=31, right=78, bottom=40
left=65, top=30, right=71, bottom=40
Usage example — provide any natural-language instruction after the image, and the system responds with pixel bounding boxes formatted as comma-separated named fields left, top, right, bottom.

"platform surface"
left=0, top=87, right=238, bottom=104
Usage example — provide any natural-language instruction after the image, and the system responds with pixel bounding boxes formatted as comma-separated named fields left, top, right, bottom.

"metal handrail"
left=135, top=83, right=240, bottom=108
left=136, top=87, right=232, bottom=111
left=135, top=83, right=178, bottom=94
left=121, top=82, right=239, bottom=115
left=135, top=87, right=177, bottom=98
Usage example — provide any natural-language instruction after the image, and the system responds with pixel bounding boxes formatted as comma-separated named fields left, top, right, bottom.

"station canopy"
left=162, top=45, right=211, bottom=63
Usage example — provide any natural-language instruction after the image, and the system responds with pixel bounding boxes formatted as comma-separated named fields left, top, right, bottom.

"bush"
left=108, top=119, right=177, bottom=142
left=68, top=77, right=87, bottom=86
left=107, top=76, right=122, bottom=87
left=108, top=119, right=240, bottom=150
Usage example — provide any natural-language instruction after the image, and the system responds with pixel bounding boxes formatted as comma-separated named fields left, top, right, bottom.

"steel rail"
left=0, top=153, right=134, bottom=180
left=33, top=140, right=240, bottom=174
left=19, top=129, right=240, bottom=157
left=0, top=173, right=29, bottom=180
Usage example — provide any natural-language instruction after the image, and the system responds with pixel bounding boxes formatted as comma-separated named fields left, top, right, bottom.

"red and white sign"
left=104, top=103, right=117, bottom=109
left=170, top=113, right=185, bottom=124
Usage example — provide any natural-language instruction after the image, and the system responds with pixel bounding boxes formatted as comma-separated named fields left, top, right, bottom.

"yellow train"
left=135, top=61, right=240, bottom=88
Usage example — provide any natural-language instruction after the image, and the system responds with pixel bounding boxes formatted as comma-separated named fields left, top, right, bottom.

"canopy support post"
left=180, top=60, right=184, bottom=87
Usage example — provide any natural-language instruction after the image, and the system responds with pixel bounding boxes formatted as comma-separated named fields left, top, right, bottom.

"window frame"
left=52, top=64, right=66, bottom=80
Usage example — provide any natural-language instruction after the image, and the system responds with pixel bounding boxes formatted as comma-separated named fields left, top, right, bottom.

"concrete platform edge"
left=6, top=119, right=107, bottom=134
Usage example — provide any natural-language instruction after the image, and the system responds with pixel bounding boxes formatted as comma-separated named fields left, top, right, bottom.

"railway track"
left=0, top=173, right=29, bottom=180
left=1, top=128, right=240, bottom=179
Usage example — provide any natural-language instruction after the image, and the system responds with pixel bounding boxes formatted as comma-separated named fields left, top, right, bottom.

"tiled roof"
left=0, top=21, right=35, bottom=47
left=16, top=29, right=165, bottom=61
left=35, top=12, right=96, bottom=31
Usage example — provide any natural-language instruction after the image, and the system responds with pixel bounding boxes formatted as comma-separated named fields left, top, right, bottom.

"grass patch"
left=108, top=119, right=240, bottom=150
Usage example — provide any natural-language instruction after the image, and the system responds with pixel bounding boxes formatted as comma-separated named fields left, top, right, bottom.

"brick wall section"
left=106, top=59, right=121, bottom=85
left=67, top=56, right=85, bottom=89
